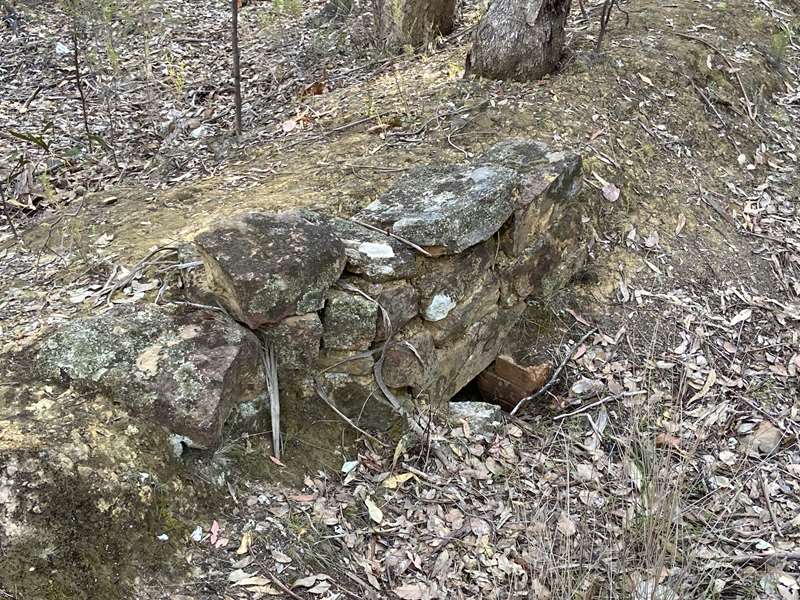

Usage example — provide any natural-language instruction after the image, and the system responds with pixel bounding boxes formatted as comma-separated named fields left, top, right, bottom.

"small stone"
left=260, top=313, right=323, bottom=374
left=318, top=349, right=375, bottom=376
left=195, top=211, right=346, bottom=328
left=449, top=401, right=503, bottom=439
left=322, top=290, right=378, bottom=351
left=355, top=163, right=519, bottom=255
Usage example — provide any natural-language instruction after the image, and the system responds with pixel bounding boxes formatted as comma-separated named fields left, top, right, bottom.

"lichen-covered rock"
left=449, top=401, right=504, bottom=439
left=260, top=313, right=323, bottom=374
left=327, top=217, right=418, bottom=282
left=35, top=305, right=262, bottom=449
left=195, top=211, right=346, bottom=328
left=380, top=319, right=436, bottom=389
left=322, top=289, right=378, bottom=351
left=477, top=140, right=583, bottom=257
left=318, top=349, right=375, bottom=376
left=318, top=373, right=398, bottom=430
left=350, top=279, right=420, bottom=341
left=413, top=241, right=495, bottom=322
left=423, top=272, right=500, bottom=344
left=355, top=163, right=519, bottom=255
left=0, top=382, right=196, bottom=599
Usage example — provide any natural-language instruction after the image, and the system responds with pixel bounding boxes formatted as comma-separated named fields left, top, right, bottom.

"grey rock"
left=413, top=241, right=495, bottom=322
left=329, top=217, right=418, bottom=282
left=35, top=305, right=262, bottom=449
left=195, top=211, right=346, bottom=328
left=449, top=401, right=504, bottom=439
left=355, top=163, right=519, bottom=255
left=318, top=349, right=375, bottom=376
left=476, top=140, right=583, bottom=257
left=322, top=289, right=378, bottom=351
left=424, top=272, right=500, bottom=344
left=350, top=279, right=419, bottom=341
left=380, top=319, right=436, bottom=390
left=318, top=373, right=397, bottom=430
left=260, top=313, right=323, bottom=374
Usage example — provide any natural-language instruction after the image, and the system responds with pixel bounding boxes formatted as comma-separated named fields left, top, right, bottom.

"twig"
left=70, top=20, right=92, bottom=149
left=720, top=551, right=800, bottom=565
left=675, top=33, right=756, bottom=122
left=552, top=394, right=621, bottom=421
left=231, top=0, right=242, bottom=136
left=349, top=217, right=433, bottom=257
left=267, top=574, right=305, bottom=600
left=510, top=327, right=598, bottom=416
left=760, top=472, right=783, bottom=537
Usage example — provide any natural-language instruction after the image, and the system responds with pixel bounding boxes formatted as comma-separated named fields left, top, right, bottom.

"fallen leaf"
left=729, top=308, right=752, bottom=327
left=236, top=530, right=254, bottom=555
left=209, top=520, right=220, bottom=545
left=365, top=497, right=383, bottom=524
left=687, top=369, right=717, bottom=403
left=557, top=511, right=576, bottom=537
left=394, top=582, right=427, bottom=599
left=382, top=472, right=415, bottom=489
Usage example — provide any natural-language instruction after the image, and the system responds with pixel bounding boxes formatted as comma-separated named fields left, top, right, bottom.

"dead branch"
left=510, top=327, right=598, bottom=416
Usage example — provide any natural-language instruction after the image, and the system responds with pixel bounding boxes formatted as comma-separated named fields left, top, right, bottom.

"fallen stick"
left=510, top=327, right=598, bottom=417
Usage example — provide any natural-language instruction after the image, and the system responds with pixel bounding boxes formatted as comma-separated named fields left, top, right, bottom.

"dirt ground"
left=1, top=0, right=799, bottom=598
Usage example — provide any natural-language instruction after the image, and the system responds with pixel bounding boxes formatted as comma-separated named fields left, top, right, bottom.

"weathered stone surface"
left=327, top=217, right=418, bottom=282
left=477, top=140, right=582, bottom=257
left=476, top=369, right=527, bottom=411
left=413, top=241, right=495, bottom=322
left=195, top=211, right=346, bottom=328
left=355, top=163, right=519, bottom=255
left=380, top=319, right=436, bottom=389
left=35, top=305, right=262, bottom=449
left=322, top=289, right=379, bottom=350
left=318, top=373, right=397, bottom=430
left=423, top=272, right=500, bottom=345
left=318, top=349, right=375, bottom=376
left=494, top=355, right=551, bottom=393
left=351, top=279, right=419, bottom=341
left=449, top=401, right=503, bottom=439
left=260, top=313, right=323, bottom=373
left=430, top=303, right=526, bottom=404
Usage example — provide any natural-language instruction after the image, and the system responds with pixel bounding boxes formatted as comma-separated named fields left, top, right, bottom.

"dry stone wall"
left=35, top=139, right=586, bottom=452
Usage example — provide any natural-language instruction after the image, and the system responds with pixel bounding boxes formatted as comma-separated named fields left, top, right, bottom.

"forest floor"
left=2, top=0, right=800, bottom=598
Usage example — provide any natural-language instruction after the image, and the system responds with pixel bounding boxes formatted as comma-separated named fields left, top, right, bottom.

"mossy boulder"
left=34, top=304, right=263, bottom=450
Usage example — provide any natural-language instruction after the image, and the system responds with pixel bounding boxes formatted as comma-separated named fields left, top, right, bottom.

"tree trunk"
left=465, top=0, right=572, bottom=81
left=375, top=0, right=458, bottom=50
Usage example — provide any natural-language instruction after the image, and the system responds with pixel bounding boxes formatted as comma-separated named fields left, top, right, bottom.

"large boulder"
left=195, top=211, right=347, bottom=328
left=355, top=163, right=519, bottom=255
left=34, top=304, right=263, bottom=450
